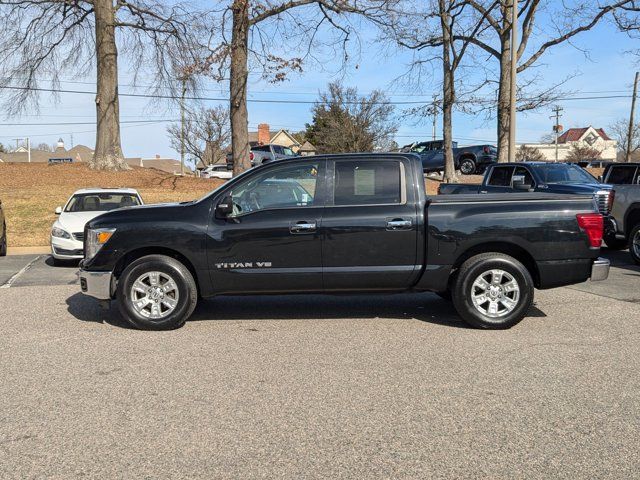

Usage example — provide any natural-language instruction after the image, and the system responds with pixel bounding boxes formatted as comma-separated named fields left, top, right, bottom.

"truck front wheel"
left=116, top=254, right=198, bottom=330
left=452, top=253, right=534, bottom=329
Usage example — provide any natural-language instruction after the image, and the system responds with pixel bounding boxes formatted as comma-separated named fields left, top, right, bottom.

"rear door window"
left=333, top=161, right=402, bottom=205
left=487, top=167, right=515, bottom=187
left=513, top=167, right=535, bottom=187
left=606, top=166, right=638, bottom=184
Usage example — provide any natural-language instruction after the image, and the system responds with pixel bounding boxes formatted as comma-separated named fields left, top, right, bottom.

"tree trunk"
left=440, top=0, right=457, bottom=184
left=496, top=36, right=511, bottom=163
left=230, top=0, right=250, bottom=175
left=93, top=0, right=128, bottom=171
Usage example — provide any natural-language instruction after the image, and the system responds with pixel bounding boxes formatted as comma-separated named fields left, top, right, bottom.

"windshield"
left=64, top=193, right=141, bottom=212
left=536, top=164, right=598, bottom=184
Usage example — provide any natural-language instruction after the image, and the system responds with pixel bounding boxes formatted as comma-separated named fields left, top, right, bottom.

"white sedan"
left=201, top=164, right=232, bottom=179
left=51, top=188, right=143, bottom=265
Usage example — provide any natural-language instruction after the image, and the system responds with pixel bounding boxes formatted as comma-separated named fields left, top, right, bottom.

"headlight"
left=51, top=227, right=71, bottom=239
left=85, top=228, right=116, bottom=261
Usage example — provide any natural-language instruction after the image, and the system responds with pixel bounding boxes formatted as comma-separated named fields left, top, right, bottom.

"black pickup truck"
left=79, top=153, right=609, bottom=331
left=400, top=140, right=498, bottom=174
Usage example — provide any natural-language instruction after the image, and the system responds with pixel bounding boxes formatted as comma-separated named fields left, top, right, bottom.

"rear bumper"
left=537, top=257, right=609, bottom=289
left=79, top=269, right=113, bottom=300
left=590, top=257, right=610, bottom=282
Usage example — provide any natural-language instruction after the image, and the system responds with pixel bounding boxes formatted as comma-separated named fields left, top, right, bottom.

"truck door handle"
left=386, top=219, right=412, bottom=230
left=290, top=221, right=317, bottom=233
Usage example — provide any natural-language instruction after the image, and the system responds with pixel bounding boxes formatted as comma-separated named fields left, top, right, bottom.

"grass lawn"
left=0, top=163, right=224, bottom=247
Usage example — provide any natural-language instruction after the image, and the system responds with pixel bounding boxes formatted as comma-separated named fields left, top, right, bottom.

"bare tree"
left=167, top=105, right=231, bottom=168
left=609, top=117, right=640, bottom=158
left=304, top=82, right=397, bottom=153
left=0, top=0, right=200, bottom=170
left=460, top=0, right=632, bottom=162
left=386, top=0, right=496, bottom=182
left=199, top=1, right=395, bottom=175
left=566, top=144, right=602, bottom=162
left=515, top=144, right=545, bottom=161
left=37, top=143, right=53, bottom=152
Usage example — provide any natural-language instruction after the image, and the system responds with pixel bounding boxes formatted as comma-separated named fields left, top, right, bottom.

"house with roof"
left=249, top=123, right=316, bottom=156
left=0, top=138, right=95, bottom=164
left=520, top=126, right=618, bottom=162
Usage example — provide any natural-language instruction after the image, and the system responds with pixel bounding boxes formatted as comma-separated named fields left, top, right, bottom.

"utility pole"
left=550, top=105, right=563, bottom=163
left=508, top=0, right=518, bottom=162
left=27, top=137, right=30, bottom=163
left=626, top=71, right=639, bottom=163
left=180, top=76, right=187, bottom=176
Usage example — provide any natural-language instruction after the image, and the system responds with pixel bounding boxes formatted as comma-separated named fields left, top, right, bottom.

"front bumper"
left=79, top=269, right=113, bottom=300
left=51, top=235, right=84, bottom=259
left=590, top=257, right=610, bottom=282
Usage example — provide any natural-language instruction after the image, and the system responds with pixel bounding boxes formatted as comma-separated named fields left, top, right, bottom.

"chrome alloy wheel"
left=633, top=229, right=640, bottom=258
left=130, top=271, right=179, bottom=320
left=470, top=269, right=520, bottom=318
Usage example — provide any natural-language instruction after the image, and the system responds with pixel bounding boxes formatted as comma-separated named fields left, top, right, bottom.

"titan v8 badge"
left=215, top=262, right=272, bottom=269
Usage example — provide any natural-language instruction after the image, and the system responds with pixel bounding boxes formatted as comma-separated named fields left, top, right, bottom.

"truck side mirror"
left=215, top=195, right=234, bottom=219
left=512, top=175, right=532, bottom=191
left=55, top=206, right=62, bottom=215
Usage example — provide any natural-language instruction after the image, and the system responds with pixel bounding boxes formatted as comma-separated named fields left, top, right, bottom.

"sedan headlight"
left=51, top=226, right=71, bottom=239
left=85, top=228, right=116, bottom=261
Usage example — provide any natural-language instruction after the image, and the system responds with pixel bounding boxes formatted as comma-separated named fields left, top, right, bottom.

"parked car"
left=51, top=188, right=143, bottom=265
left=0, top=199, right=6, bottom=256
left=438, top=162, right=615, bottom=231
left=201, top=164, right=232, bottom=179
left=400, top=140, right=498, bottom=174
left=601, top=163, right=640, bottom=263
left=79, top=153, right=608, bottom=331
left=226, top=144, right=298, bottom=169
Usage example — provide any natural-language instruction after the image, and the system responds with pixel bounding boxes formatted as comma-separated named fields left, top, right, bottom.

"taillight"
left=607, top=189, right=615, bottom=214
left=437, top=184, right=442, bottom=195
left=576, top=213, right=603, bottom=248
left=249, top=152, right=254, bottom=161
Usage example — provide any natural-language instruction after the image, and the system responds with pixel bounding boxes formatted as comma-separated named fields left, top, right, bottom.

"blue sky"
left=0, top=6, right=638, bottom=161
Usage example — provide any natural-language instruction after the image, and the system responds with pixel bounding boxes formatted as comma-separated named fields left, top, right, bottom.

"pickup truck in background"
left=400, top=140, right=498, bottom=174
left=226, top=144, right=298, bottom=169
left=439, top=162, right=615, bottom=233
left=601, top=162, right=640, bottom=264
left=79, top=153, right=609, bottom=331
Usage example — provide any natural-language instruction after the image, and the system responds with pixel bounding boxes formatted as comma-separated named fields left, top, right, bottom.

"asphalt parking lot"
left=1, top=250, right=639, bottom=478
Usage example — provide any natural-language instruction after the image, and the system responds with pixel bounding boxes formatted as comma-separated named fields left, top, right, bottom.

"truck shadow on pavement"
left=66, top=292, right=547, bottom=330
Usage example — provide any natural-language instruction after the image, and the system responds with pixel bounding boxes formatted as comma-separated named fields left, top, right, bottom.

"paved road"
left=1, top=252, right=639, bottom=478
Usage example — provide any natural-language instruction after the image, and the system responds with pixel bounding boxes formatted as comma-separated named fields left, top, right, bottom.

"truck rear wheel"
left=459, top=158, right=476, bottom=175
left=630, top=224, right=640, bottom=266
left=117, top=254, right=198, bottom=330
left=452, top=253, right=534, bottom=329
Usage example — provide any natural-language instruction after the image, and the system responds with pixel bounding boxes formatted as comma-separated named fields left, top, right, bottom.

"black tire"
left=117, top=254, right=198, bottom=330
left=452, top=252, right=534, bottom=329
left=604, top=235, right=628, bottom=251
left=459, top=158, right=476, bottom=175
left=0, top=223, right=6, bottom=257
left=630, top=224, right=640, bottom=266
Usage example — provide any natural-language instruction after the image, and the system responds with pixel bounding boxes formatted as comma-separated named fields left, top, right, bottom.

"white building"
left=521, top=126, right=618, bottom=161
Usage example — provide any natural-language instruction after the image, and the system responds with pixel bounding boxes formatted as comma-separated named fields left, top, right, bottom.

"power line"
left=1, top=84, right=634, bottom=106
